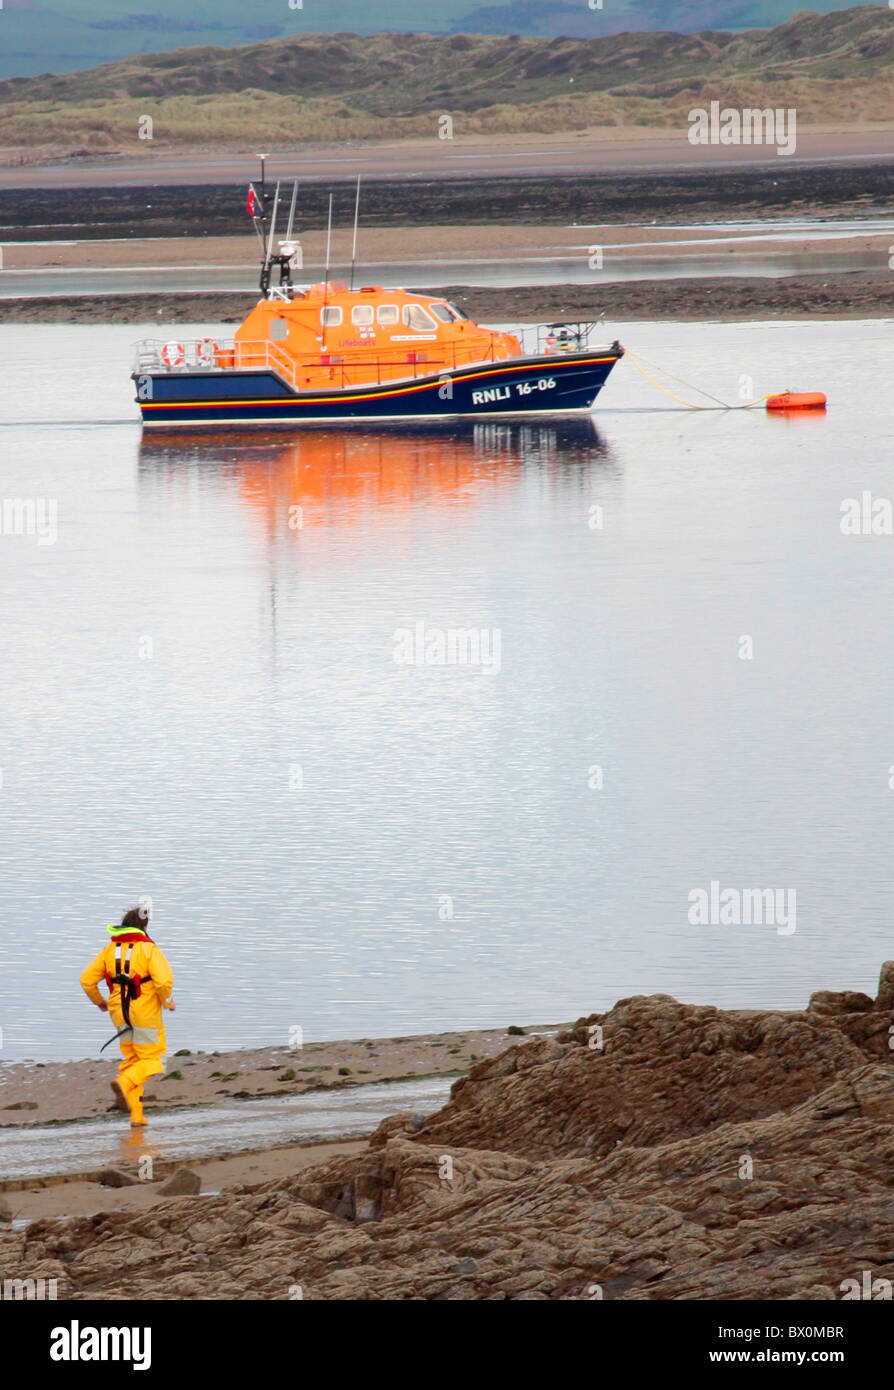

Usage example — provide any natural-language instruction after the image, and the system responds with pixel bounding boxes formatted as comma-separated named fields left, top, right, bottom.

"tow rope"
left=622, top=348, right=774, bottom=411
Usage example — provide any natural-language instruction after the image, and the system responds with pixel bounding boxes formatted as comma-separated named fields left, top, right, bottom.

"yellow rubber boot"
left=119, top=1056, right=162, bottom=1126
left=114, top=1072, right=142, bottom=1124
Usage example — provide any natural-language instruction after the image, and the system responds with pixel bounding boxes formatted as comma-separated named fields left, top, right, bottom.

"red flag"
left=247, top=184, right=262, bottom=218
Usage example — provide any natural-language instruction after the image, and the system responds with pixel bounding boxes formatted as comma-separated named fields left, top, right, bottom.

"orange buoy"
left=766, top=391, right=826, bottom=411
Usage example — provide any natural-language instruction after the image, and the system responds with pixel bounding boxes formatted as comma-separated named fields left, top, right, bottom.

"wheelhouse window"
left=447, top=302, right=469, bottom=320
left=321, top=306, right=343, bottom=327
left=429, top=303, right=456, bottom=322
left=270, top=319, right=288, bottom=340
left=351, top=305, right=374, bottom=325
left=402, top=304, right=437, bottom=331
left=377, top=304, right=399, bottom=325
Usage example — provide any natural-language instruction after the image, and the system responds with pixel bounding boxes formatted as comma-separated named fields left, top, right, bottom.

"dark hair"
left=120, top=904, right=150, bottom=929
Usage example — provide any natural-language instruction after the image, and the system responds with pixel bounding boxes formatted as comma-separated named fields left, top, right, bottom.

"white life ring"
left=196, top=337, right=218, bottom=365
left=161, top=341, right=186, bottom=368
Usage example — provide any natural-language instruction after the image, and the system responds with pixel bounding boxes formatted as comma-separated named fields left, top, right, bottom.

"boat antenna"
left=349, top=174, right=361, bottom=291
left=285, top=180, right=299, bottom=244
left=258, top=180, right=281, bottom=297
left=250, top=154, right=270, bottom=260
left=324, top=192, right=333, bottom=283
left=321, top=191, right=334, bottom=347
left=265, top=181, right=281, bottom=264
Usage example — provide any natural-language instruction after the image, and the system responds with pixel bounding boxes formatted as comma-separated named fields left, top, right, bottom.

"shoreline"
left=2, top=271, right=893, bottom=325
left=0, top=1022, right=557, bottom=1134
left=3, top=967, right=893, bottom=1298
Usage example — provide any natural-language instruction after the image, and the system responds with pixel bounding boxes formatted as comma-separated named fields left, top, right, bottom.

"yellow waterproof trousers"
left=117, top=1034, right=165, bottom=1125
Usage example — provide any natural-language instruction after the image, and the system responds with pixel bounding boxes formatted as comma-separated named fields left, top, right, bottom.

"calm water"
left=1, top=319, right=892, bottom=1061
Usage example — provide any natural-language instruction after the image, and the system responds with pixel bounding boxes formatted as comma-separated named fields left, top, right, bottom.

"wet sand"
left=441, top=271, right=894, bottom=322
left=6, top=224, right=892, bottom=271
left=0, top=1024, right=554, bottom=1222
left=0, top=1023, right=552, bottom=1130
left=2, top=206, right=891, bottom=322
left=4, top=128, right=894, bottom=186
left=2, top=160, right=892, bottom=243
left=1, top=1138, right=367, bottom=1222
left=2, top=270, right=891, bottom=324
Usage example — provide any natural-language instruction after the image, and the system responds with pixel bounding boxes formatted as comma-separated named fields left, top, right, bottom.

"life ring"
left=161, top=341, right=186, bottom=369
left=196, top=337, right=218, bottom=365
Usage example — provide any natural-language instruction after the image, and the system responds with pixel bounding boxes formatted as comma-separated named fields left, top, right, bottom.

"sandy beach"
left=0, top=1023, right=549, bottom=1133
left=6, top=223, right=893, bottom=271
left=4, top=128, right=894, bottom=184
left=0, top=1022, right=555, bottom=1223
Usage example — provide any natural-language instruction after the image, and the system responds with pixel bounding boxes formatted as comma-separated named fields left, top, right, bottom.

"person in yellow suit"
left=80, top=906, right=175, bottom=1126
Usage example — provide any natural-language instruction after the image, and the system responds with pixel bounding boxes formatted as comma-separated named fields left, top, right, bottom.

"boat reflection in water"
left=137, top=417, right=619, bottom=533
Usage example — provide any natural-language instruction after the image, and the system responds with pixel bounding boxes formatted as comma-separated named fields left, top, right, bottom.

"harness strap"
left=100, top=944, right=149, bottom=1052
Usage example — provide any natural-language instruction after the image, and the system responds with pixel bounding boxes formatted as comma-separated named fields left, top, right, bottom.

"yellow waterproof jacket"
left=80, top=934, right=173, bottom=1046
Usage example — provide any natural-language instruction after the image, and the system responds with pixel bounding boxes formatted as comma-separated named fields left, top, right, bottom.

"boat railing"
left=133, top=338, right=298, bottom=384
left=520, top=322, right=602, bottom=356
left=133, top=336, right=512, bottom=393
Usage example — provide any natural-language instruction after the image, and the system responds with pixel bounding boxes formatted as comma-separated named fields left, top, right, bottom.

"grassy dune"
left=1, top=9, right=893, bottom=159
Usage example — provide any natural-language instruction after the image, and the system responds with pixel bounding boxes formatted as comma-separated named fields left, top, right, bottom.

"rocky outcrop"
left=412, top=968, right=894, bottom=1161
left=158, top=1168, right=202, bottom=1197
left=3, top=968, right=893, bottom=1300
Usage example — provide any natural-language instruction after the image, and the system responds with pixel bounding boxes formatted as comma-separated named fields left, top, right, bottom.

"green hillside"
left=1, top=8, right=892, bottom=156
left=0, top=0, right=879, bottom=80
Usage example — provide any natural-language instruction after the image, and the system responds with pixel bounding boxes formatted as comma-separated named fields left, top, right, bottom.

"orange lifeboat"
left=132, top=173, right=624, bottom=428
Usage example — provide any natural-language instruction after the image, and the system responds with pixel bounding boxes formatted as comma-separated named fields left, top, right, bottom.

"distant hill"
left=0, top=0, right=881, bottom=79
left=1, top=8, right=892, bottom=159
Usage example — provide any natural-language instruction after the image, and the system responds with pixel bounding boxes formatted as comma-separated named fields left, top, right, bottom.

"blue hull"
left=134, top=347, right=623, bottom=427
